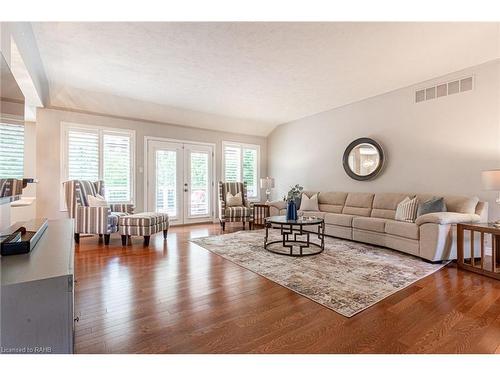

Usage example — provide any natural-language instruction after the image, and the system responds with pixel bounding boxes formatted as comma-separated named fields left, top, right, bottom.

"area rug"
left=191, top=229, right=447, bottom=317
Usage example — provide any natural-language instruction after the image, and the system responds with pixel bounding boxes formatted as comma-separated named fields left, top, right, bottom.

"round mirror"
left=343, top=138, right=384, bottom=181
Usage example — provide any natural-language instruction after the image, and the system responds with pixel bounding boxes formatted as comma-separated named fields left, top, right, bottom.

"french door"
left=146, top=139, right=214, bottom=225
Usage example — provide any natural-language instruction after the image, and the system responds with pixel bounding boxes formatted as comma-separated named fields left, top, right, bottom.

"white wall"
left=36, top=108, right=267, bottom=220
left=268, top=59, right=500, bottom=219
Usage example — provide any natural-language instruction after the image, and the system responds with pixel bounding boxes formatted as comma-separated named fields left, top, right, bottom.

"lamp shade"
left=260, top=177, right=275, bottom=189
left=481, top=170, right=500, bottom=190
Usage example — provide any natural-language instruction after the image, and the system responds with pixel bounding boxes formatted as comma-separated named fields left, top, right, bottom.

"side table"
left=457, top=223, right=500, bottom=280
left=253, top=203, right=270, bottom=228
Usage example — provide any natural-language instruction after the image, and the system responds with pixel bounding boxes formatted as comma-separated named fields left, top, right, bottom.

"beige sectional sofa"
left=268, top=191, right=488, bottom=262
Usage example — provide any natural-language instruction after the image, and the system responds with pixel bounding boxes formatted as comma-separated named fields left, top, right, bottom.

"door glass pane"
left=190, top=152, right=209, bottom=216
left=156, top=150, right=177, bottom=217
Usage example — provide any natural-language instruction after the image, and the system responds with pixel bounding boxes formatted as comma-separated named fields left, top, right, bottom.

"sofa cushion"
left=119, top=212, right=169, bottom=226
left=224, top=206, right=251, bottom=219
left=342, top=192, right=374, bottom=217
left=371, top=193, right=410, bottom=219
left=444, top=195, right=479, bottom=214
left=352, top=217, right=386, bottom=233
left=385, top=220, right=419, bottom=240
left=324, top=213, right=355, bottom=227
left=318, top=192, right=348, bottom=213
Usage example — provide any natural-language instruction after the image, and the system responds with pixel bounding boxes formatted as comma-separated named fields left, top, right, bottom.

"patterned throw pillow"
left=395, top=196, right=419, bottom=223
left=226, top=192, right=243, bottom=207
left=300, top=193, right=319, bottom=211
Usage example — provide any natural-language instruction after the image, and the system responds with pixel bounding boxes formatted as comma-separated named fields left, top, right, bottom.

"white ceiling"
left=32, top=22, right=500, bottom=136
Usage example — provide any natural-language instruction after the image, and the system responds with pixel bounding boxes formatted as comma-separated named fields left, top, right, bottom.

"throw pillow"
left=395, top=196, right=419, bottom=223
left=226, top=192, right=243, bottom=207
left=88, top=194, right=108, bottom=207
left=299, top=193, right=319, bottom=211
left=417, top=197, right=447, bottom=217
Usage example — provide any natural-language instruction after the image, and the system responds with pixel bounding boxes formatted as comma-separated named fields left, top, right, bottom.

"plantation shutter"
left=67, top=129, right=99, bottom=181
left=0, top=122, right=24, bottom=178
left=224, top=145, right=241, bottom=182
left=103, top=132, right=131, bottom=202
left=242, top=148, right=257, bottom=198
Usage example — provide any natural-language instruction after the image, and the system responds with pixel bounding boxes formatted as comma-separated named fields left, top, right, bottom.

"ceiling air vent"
left=415, top=76, right=473, bottom=103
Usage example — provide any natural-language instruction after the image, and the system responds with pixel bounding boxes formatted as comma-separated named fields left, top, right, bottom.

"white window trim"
left=222, top=141, right=261, bottom=202
left=60, top=122, right=136, bottom=211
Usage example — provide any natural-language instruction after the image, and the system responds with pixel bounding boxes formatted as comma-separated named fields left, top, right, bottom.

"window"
left=222, top=142, right=260, bottom=199
left=0, top=122, right=24, bottom=178
left=62, top=123, right=135, bottom=204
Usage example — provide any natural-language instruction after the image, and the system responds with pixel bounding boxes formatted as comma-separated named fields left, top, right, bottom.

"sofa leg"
left=104, top=234, right=110, bottom=245
left=163, top=229, right=168, bottom=239
left=121, top=235, right=127, bottom=246
left=221, top=221, right=225, bottom=231
left=74, top=233, right=80, bottom=244
left=243, top=221, right=246, bottom=230
left=144, top=236, right=150, bottom=246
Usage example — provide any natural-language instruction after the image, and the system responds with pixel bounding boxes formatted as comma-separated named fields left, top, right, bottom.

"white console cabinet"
left=1, top=219, right=75, bottom=354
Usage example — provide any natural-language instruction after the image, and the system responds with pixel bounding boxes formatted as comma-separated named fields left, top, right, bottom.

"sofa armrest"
left=267, top=200, right=286, bottom=210
left=109, top=203, right=135, bottom=214
left=415, top=212, right=481, bottom=226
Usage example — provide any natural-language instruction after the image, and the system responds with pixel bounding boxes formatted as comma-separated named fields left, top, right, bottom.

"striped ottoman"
left=119, top=212, right=169, bottom=246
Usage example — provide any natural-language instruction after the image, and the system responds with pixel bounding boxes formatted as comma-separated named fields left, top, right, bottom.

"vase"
left=286, top=200, right=298, bottom=221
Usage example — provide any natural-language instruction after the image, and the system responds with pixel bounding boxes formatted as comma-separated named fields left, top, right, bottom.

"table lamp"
left=481, top=169, right=500, bottom=224
left=260, top=177, right=275, bottom=203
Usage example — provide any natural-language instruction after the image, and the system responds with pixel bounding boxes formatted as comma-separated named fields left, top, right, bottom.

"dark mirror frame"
left=342, top=137, right=385, bottom=181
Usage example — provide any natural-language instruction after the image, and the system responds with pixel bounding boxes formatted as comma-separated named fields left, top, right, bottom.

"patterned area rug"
left=191, top=229, right=447, bottom=317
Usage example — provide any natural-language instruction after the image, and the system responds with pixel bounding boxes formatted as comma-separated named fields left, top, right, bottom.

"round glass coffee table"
left=264, top=215, right=325, bottom=256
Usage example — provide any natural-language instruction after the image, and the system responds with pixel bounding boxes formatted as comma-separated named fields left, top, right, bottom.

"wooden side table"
left=253, top=203, right=270, bottom=228
left=457, top=223, right=500, bottom=280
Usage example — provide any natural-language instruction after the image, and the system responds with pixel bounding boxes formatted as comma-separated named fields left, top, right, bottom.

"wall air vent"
left=415, top=76, right=473, bottom=103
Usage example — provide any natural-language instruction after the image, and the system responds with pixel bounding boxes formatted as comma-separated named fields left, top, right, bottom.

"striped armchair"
left=218, top=181, right=253, bottom=231
left=63, top=180, right=135, bottom=244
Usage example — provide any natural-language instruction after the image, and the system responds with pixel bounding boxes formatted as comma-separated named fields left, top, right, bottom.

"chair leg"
left=221, top=221, right=225, bottom=231
left=144, top=236, right=150, bottom=246
left=74, top=233, right=80, bottom=244
left=104, top=234, right=110, bottom=245
left=242, top=221, right=245, bottom=230
left=121, top=235, right=127, bottom=246
left=163, top=229, right=168, bottom=239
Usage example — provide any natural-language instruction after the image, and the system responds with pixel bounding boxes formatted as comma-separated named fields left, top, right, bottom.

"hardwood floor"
left=74, top=223, right=500, bottom=354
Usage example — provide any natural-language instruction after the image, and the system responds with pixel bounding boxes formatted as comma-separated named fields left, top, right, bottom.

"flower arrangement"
left=283, top=184, right=303, bottom=202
